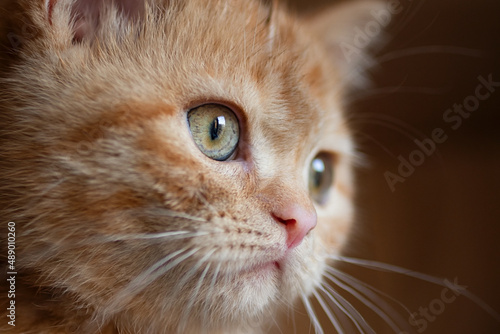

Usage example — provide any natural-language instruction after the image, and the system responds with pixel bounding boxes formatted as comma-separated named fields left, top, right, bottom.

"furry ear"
left=306, top=0, right=395, bottom=86
left=47, top=0, right=145, bottom=42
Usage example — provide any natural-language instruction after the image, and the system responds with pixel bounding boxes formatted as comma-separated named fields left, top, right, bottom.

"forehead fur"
left=14, top=0, right=347, bottom=153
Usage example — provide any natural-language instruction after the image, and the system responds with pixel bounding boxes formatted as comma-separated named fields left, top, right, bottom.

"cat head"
left=0, top=0, right=385, bottom=332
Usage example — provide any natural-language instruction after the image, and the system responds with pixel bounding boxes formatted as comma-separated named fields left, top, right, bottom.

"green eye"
left=309, top=153, right=334, bottom=205
left=187, top=104, right=240, bottom=161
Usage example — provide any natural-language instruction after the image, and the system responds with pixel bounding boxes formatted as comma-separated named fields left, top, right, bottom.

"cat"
left=0, top=0, right=395, bottom=333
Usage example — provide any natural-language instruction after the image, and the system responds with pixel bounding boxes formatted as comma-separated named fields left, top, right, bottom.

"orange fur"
left=0, top=0, right=383, bottom=333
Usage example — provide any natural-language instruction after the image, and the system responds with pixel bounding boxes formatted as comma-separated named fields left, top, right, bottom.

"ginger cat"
left=0, top=0, right=386, bottom=333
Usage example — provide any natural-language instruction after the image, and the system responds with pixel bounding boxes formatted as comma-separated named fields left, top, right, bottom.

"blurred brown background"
left=284, top=0, right=500, bottom=333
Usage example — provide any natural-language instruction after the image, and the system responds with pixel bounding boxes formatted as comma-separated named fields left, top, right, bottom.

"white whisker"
left=302, top=294, right=324, bottom=334
left=345, top=85, right=449, bottom=105
left=289, top=295, right=298, bottom=334
left=97, top=230, right=211, bottom=242
left=318, top=282, right=374, bottom=334
left=377, top=45, right=485, bottom=64
left=271, top=314, right=285, bottom=334
left=107, top=247, right=200, bottom=315
left=350, top=117, right=419, bottom=142
left=330, top=255, right=500, bottom=322
left=140, top=208, right=207, bottom=222
left=178, top=263, right=211, bottom=333
left=355, top=132, right=399, bottom=160
left=327, top=266, right=413, bottom=317
left=351, top=112, right=439, bottom=146
left=323, top=271, right=403, bottom=333
left=202, top=262, right=221, bottom=327
left=135, top=247, right=200, bottom=291
left=312, top=289, right=344, bottom=334
left=331, top=255, right=447, bottom=284
left=170, top=249, right=216, bottom=301
left=352, top=111, right=422, bottom=135
left=383, top=0, right=426, bottom=49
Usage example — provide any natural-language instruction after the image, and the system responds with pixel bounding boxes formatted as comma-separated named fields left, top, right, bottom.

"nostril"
left=272, top=204, right=317, bottom=250
left=272, top=214, right=293, bottom=226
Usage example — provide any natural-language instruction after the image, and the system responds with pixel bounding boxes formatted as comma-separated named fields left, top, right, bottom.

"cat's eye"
left=187, top=104, right=240, bottom=161
left=308, top=153, right=334, bottom=205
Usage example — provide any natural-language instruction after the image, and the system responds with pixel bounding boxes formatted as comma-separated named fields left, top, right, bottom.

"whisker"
left=289, top=292, right=298, bottom=334
left=271, top=314, right=285, bottom=334
left=178, top=262, right=211, bottom=333
left=133, top=247, right=201, bottom=293
left=311, top=289, right=344, bottom=334
left=345, top=85, right=449, bottom=105
left=94, top=230, right=212, bottom=243
left=323, top=270, right=407, bottom=333
left=107, top=247, right=200, bottom=315
left=349, top=112, right=446, bottom=170
left=383, top=0, right=427, bottom=50
left=350, top=116, right=419, bottom=143
left=397, top=11, right=440, bottom=50
left=169, top=249, right=216, bottom=302
left=376, top=45, right=485, bottom=64
left=331, top=255, right=450, bottom=284
left=139, top=208, right=207, bottom=222
left=329, top=255, right=500, bottom=322
left=202, top=262, right=221, bottom=329
left=353, top=112, right=438, bottom=141
left=327, top=266, right=413, bottom=316
left=301, top=294, right=324, bottom=334
left=355, top=132, right=399, bottom=160
left=318, top=282, right=375, bottom=334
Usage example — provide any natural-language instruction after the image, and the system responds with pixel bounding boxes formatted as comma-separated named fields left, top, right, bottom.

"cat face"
left=0, top=0, right=378, bottom=332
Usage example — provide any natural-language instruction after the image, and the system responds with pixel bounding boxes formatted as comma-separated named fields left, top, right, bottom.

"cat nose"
left=273, top=204, right=317, bottom=249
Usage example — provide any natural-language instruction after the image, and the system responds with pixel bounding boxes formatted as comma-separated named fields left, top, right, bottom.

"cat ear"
left=46, top=0, right=145, bottom=42
left=306, top=0, right=394, bottom=86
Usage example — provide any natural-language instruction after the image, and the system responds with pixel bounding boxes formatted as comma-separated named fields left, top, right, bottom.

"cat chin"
left=102, top=267, right=278, bottom=333
left=108, top=248, right=324, bottom=333
left=281, top=249, right=327, bottom=300
left=112, top=286, right=279, bottom=334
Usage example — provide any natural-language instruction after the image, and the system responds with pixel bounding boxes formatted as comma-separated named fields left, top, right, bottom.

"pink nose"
left=273, top=204, right=317, bottom=249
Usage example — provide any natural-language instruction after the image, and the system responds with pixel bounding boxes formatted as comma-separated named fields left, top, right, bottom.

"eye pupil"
left=313, top=171, right=322, bottom=188
left=210, top=119, right=219, bottom=140
left=210, top=116, right=225, bottom=141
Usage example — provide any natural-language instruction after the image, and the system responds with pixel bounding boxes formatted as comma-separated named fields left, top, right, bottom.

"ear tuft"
left=46, top=0, right=56, bottom=24
left=48, top=0, right=146, bottom=42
